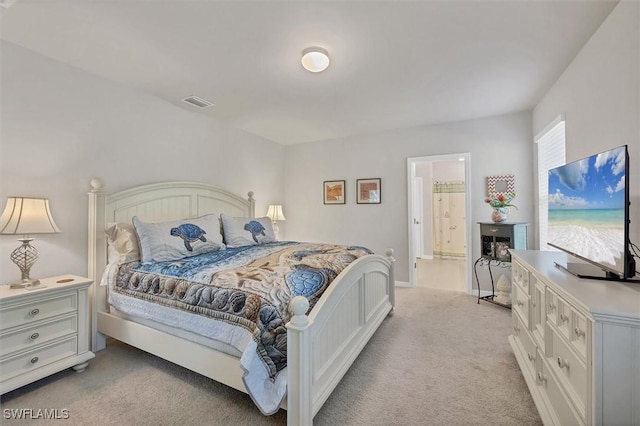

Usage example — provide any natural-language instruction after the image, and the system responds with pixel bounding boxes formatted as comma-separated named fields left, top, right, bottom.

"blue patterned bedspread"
left=112, top=241, right=372, bottom=381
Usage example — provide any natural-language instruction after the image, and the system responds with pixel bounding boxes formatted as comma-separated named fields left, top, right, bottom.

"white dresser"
left=508, top=250, right=640, bottom=425
left=0, top=275, right=95, bottom=394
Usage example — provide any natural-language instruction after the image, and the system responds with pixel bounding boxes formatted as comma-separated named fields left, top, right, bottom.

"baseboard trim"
left=395, top=281, right=411, bottom=288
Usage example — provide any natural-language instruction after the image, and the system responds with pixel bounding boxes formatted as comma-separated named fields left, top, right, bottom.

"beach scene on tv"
left=548, top=146, right=626, bottom=274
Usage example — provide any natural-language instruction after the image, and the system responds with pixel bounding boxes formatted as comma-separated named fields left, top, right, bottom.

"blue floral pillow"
left=133, top=214, right=224, bottom=263
left=220, top=214, right=276, bottom=248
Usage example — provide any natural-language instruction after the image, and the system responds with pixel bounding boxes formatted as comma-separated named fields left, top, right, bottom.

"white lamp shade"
left=0, top=197, right=61, bottom=235
left=266, top=205, right=286, bottom=221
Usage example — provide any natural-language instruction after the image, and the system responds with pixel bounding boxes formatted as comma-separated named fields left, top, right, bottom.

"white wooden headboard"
left=87, top=178, right=255, bottom=349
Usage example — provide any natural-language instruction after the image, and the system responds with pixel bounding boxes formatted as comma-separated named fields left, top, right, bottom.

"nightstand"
left=0, top=275, right=95, bottom=394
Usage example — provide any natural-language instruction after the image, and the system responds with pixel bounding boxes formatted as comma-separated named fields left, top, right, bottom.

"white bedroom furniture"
left=0, top=276, right=95, bottom=394
left=88, top=179, right=395, bottom=426
left=508, top=250, right=640, bottom=425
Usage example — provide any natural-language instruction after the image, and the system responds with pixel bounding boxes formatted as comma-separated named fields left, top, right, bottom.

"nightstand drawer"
left=0, top=293, right=77, bottom=331
left=0, top=314, right=77, bottom=355
left=0, top=337, right=78, bottom=382
left=480, top=224, right=512, bottom=239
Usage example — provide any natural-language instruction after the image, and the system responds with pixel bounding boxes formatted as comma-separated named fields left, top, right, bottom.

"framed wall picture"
left=324, top=180, right=346, bottom=204
left=487, top=175, right=515, bottom=196
left=356, top=178, right=381, bottom=204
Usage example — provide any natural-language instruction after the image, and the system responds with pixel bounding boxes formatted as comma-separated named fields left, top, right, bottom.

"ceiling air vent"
left=182, top=96, right=214, bottom=109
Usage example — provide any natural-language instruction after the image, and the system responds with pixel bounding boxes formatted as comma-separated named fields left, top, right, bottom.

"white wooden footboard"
left=287, top=250, right=395, bottom=426
left=88, top=179, right=395, bottom=426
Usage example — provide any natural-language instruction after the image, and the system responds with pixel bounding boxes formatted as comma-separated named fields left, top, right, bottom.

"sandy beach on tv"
left=548, top=224, right=624, bottom=270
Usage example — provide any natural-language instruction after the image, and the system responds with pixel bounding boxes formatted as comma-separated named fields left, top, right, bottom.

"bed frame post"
left=248, top=191, right=255, bottom=218
left=286, top=296, right=313, bottom=426
left=88, top=178, right=107, bottom=352
left=385, top=248, right=396, bottom=310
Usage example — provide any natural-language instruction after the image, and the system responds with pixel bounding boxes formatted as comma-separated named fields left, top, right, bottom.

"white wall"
left=284, top=111, right=534, bottom=283
left=0, top=42, right=285, bottom=283
left=533, top=0, right=640, bottom=251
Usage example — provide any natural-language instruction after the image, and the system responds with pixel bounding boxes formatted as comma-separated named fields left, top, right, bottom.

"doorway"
left=407, top=154, right=472, bottom=293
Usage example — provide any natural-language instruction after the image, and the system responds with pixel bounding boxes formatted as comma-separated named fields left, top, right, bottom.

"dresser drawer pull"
left=30, top=357, right=39, bottom=364
left=574, top=327, right=585, bottom=338
left=29, top=332, right=40, bottom=340
left=516, top=299, right=524, bottom=307
left=30, top=308, right=40, bottom=316
left=548, top=303, right=556, bottom=312
left=559, top=313, right=568, bottom=322
left=513, top=325, right=520, bottom=333
left=537, top=372, right=547, bottom=383
left=557, top=357, right=570, bottom=369
left=527, top=353, right=535, bottom=362
left=532, top=301, right=536, bottom=308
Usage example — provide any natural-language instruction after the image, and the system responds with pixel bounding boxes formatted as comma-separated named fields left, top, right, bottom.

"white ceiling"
left=0, top=0, right=618, bottom=145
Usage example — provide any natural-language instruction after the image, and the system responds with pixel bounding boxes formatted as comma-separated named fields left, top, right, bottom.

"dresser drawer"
left=512, top=260, right=530, bottom=295
left=512, top=313, right=536, bottom=378
left=0, top=293, right=77, bottom=331
left=0, top=314, right=77, bottom=355
left=512, top=283, right=530, bottom=329
left=571, top=311, right=588, bottom=360
left=538, top=353, right=585, bottom=426
left=549, top=327, right=587, bottom=417
left=0, top=337, right=78, bottom=382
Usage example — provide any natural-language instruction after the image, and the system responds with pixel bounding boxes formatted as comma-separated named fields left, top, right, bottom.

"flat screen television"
left=547, top=144, right=637, bottom=281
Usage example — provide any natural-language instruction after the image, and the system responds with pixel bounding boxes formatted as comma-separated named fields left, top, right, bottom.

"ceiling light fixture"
left=301, top=47, right=330, bottom=73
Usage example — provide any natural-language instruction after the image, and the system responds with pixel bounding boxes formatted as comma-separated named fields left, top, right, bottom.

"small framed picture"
left=356, top=178, right=381, bottom=204
left=323, top=180, right=346, bottom=204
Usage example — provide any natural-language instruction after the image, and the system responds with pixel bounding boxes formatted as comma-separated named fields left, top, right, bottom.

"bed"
left=87, top=179, right=395, bottom=425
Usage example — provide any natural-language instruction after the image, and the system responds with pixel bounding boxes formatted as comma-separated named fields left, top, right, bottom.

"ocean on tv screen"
left=548, top=146, right=626, bottom=273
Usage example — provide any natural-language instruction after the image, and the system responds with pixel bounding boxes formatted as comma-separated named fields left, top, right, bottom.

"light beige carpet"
left=0, top=287, right=541, bottom=425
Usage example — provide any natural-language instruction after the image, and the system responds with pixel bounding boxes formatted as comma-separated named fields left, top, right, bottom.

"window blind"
left=535, top=116, right=566, bottom=251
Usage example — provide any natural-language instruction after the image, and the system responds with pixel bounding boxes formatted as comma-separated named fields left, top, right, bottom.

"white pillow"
left=105, top=222, right=140, bottom=264
left=133, top=214, right=224, bottom=263
left=220, top=214, right=276, bottom=248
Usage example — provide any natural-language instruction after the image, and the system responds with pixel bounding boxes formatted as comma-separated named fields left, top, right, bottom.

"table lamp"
left=0, top=197, right=61, bottom=289
left=266, top=204, right=286, bottom=236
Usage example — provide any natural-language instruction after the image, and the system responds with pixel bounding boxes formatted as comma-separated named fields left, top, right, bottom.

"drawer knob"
left=574, top=327, right=585, bottom=338
left=29, top=308, right=40, bottom=316
left=30, top=357, right=39, bottom=364
left=548, top=304, right=556, bottom=312
left=516, top=299, right=524, bottom=307
left=513, top=325, right=520, bottom=333
left=537, top=371, right=547, bottom=384
left=560, top=313, right=568, bottom=322
left=527, top=353, right=535, bottom=362
left=557, top=357, right=570, bottom=369
left=29, top=332, right=40, bottom=340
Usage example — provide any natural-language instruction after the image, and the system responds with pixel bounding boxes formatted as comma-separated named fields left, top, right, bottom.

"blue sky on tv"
left=549, top=146, right=626, bottom=210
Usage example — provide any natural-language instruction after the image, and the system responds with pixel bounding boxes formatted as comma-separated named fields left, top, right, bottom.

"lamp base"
left=10, top=278, right=46, bottom=290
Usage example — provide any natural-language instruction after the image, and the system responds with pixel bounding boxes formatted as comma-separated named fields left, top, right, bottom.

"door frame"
left=407, top=153, right=473, bottom=293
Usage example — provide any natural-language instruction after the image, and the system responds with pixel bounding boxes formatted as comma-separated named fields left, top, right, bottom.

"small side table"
left=0, top=275, right=95, bottom=394
left=475, top=222, right=528, bottom=308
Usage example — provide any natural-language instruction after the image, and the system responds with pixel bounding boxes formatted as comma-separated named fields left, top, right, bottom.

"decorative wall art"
left=323, top=180, right=346, bottom=204
left=486, top=174, right=515, bottom=196
left=356, top=178, right=381, bottom=204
